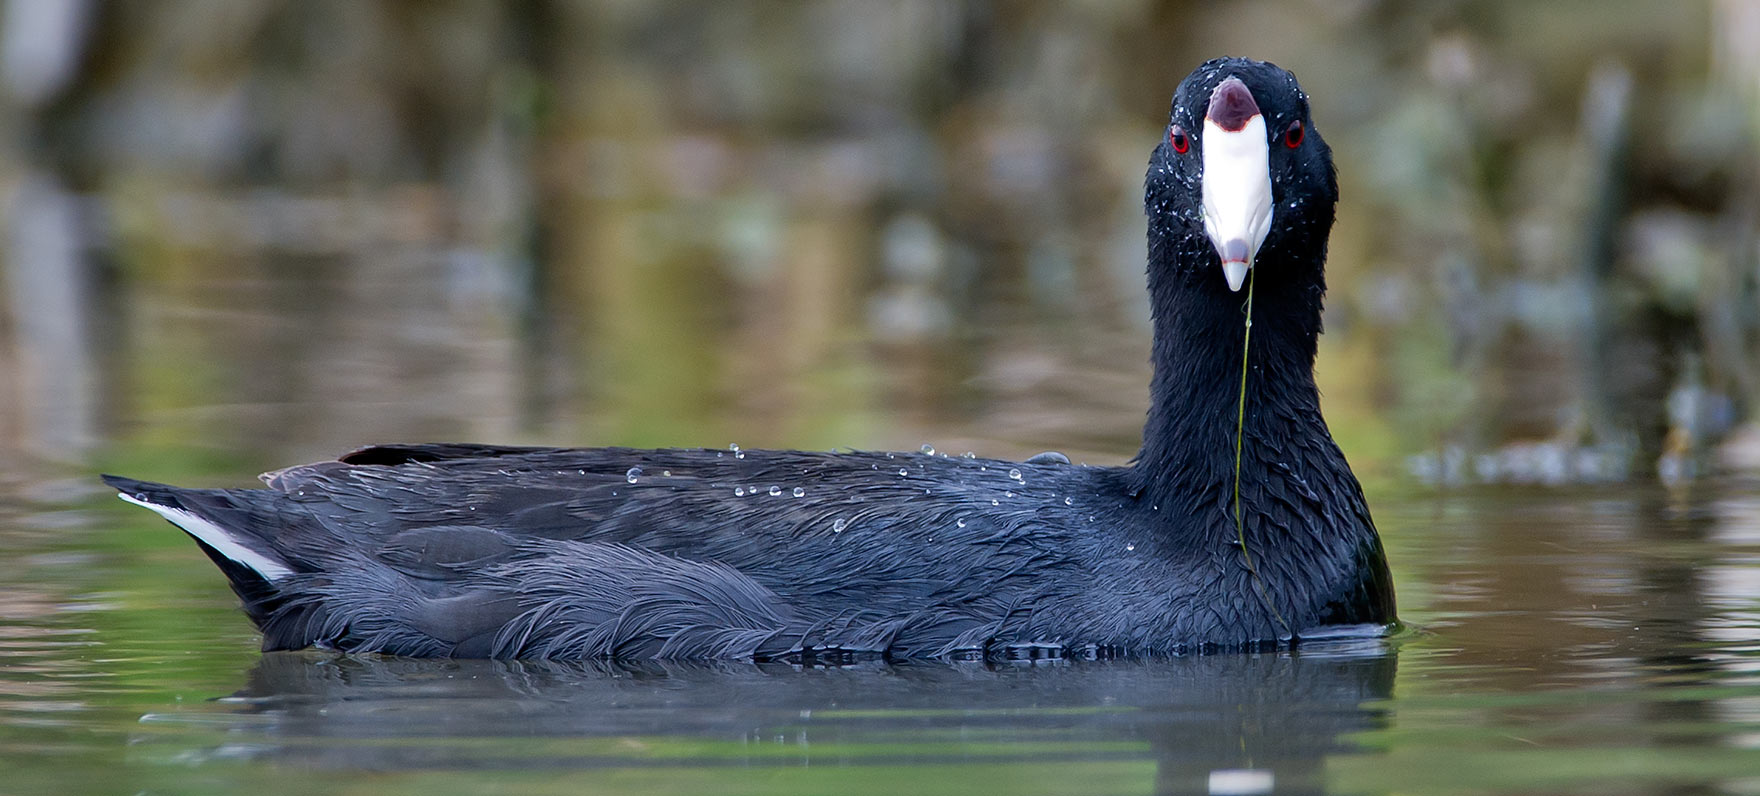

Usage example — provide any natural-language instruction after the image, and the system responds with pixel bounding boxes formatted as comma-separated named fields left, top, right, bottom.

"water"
left=4, top=475, right=1760, bottom=794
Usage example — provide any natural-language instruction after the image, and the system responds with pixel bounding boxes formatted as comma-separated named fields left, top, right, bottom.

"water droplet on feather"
left=626, top=467, right=642, bottom=484
left=792, top=487, right=805, bottom=498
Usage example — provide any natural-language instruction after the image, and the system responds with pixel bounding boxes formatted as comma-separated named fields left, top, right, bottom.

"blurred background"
left=5, top=6, right=1760, bottom=792
left=1, top=0, right=1756, bottom=489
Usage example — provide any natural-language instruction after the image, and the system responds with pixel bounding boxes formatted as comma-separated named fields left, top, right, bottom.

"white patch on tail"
left=119, top=493, right=293, bottom=580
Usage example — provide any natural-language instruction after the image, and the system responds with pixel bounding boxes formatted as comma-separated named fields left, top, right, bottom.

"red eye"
left=1168, top=125, right=1190, bottom=154
left=1284, top=120, right=1304, bottom=148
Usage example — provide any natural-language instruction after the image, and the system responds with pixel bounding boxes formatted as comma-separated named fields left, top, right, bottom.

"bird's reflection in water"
left=196, top=641, right=1396, bottom=794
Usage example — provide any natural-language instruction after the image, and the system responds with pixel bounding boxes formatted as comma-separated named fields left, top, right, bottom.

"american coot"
left=105, top=57, right=1396, bottom=660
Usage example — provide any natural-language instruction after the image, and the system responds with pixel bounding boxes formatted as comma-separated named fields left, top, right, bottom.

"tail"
left=103, top=475, right=295, bottom=580
left=105, top=475, right=342, bottom=652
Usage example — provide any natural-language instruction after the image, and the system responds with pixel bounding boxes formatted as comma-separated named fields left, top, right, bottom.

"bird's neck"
left=1131, top=251, right=1329, bottom=510
left=1128, top=253, right=1396, bottom=634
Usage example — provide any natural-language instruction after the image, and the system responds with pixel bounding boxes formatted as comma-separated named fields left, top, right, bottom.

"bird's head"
left=1147, top=58, right=1338, bottom=295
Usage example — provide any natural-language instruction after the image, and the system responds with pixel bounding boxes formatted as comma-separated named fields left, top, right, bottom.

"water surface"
left=5, top=476, right=1759, bottom=795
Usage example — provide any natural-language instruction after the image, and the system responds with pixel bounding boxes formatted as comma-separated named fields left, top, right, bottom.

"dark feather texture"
left=104, top=57, right=1395, bottom=660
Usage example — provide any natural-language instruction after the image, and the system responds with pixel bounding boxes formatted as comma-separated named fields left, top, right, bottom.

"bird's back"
left=108, top=444, right=1126, bottom=659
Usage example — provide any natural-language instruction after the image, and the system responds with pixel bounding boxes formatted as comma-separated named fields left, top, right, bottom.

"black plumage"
left=105, top=57, right=1395, bottom=660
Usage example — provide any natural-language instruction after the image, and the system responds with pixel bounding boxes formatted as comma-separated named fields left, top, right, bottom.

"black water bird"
left=105, top=58, right=1395, bottom=660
